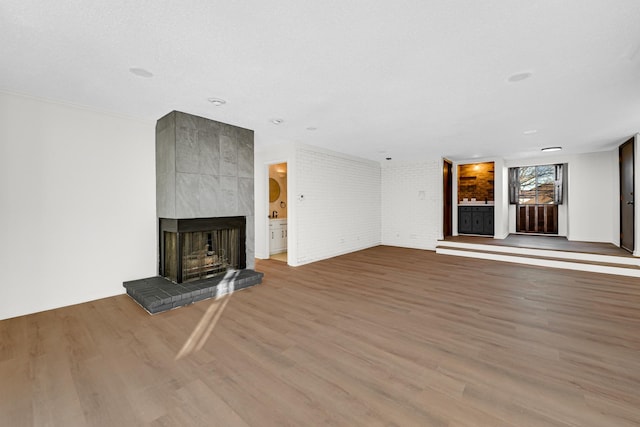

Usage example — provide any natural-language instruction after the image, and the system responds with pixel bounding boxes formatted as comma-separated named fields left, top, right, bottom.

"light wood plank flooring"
left=269, top=251, right=288, bottom=262
left=1, top=246, right=640, bottom=426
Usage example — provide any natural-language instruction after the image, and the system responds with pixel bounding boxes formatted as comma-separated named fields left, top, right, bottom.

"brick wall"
left=457, top=162, right=494, bottom=202
left=294, top=146, right=381, bottom=265
left=381, top=160, right=442, bottom=250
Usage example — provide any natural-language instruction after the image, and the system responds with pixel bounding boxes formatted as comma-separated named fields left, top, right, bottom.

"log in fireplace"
left=159, top=216, right=246, bottom=284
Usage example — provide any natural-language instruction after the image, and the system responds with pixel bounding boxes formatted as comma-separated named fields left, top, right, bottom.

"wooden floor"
left=446, top=234, right=632, bottom=257
left=269, top=251, right=288, bottom=262
left=2, top=246, right=640, bottom=426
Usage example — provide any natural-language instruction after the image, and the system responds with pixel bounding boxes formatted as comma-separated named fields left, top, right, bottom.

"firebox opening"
left=159, top=217, right=246, bottom=284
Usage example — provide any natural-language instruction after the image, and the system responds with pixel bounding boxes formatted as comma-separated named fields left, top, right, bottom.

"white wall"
left=295, top=145, right=381, bottom=265
left=567, top=150, right=618, bottom=243
left=493, top=158, right=509, bottom=239
left=0, top=92, right=156, bottom=320
left=381, top=160, right=442, bottom=250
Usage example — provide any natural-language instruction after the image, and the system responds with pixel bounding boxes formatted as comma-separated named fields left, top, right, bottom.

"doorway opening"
left=268, top=162, right=288, bottom=262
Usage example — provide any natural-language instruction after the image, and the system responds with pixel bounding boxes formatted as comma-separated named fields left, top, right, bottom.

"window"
left=509, top=164, right=563, bottom=205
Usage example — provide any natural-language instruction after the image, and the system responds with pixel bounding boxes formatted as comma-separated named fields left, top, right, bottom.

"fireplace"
left=159, top=217, right=246, bottom=284
left=124, top=111, right=262, bottom=314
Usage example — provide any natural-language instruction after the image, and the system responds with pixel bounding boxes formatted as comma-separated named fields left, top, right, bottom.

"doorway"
left=268, top=162, right=288, bottom=261
left=620, top=137, right=634, bottom=252
left=443, top=159, right=452, bottom=237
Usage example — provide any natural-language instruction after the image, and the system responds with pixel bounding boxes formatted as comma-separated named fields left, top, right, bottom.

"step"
left=436, top=241, right=640, bottom=266
left=435, top=241, right=640, bottom=278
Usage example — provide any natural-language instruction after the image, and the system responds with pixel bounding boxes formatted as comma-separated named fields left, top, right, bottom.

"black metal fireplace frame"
left=159, top=216, right=246, bottom=284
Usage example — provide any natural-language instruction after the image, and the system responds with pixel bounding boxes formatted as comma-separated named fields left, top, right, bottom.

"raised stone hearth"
left=124, top=270, right=263, bottom=314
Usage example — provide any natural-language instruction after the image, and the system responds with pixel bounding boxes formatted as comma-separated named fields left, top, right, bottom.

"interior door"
left=620, top=138, right=634, bottom=252
left=443, top=160, right=453, bottom=237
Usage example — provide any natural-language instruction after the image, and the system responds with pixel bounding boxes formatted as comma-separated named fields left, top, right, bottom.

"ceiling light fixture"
left=129, top=67, right=153, bottom=78
left=207, top=97, right=226, bottom=106
left=271, top=118, right=284, bottom=125
left=507, top=71, right=533, bottom=83
left=541, top=146, right=562, bottom=152
left=523, top=129, right=538, bottom=135
left=306, top=127, right=317, bottom=131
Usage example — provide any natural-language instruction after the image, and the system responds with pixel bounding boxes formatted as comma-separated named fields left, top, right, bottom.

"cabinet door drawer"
left=459, top=212, right=472, bottom=233
left=484, top=212, right=494, bottom=235
left=472, top=212, right=484, bottom=233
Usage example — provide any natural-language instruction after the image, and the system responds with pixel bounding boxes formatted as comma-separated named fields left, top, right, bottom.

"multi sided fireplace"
left=159, top=217, right=246, bottom=284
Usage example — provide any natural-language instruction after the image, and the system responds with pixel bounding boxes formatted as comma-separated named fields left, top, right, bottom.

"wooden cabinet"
left=269, top=220, right=287, bottom=254
left=459, top=209, right=473, bottom=233
left=458, top=206, right=494, bottom=236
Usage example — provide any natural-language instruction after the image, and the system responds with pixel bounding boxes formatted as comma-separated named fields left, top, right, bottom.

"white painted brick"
left=295, top=147, right=381, bottom=264
left=381, top=160, right=442, bottom=250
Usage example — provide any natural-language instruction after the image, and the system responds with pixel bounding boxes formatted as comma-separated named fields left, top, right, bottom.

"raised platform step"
left=436, top=241, right=640, bottom=277
left=123, top=269, right=263, bottom=314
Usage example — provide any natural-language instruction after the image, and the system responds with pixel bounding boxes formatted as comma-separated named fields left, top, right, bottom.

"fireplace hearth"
left=124, top=214, right=262, bottom=314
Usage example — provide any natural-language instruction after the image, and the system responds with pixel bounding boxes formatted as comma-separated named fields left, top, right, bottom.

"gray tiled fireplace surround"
left=124, top=111, right=263, bottom=314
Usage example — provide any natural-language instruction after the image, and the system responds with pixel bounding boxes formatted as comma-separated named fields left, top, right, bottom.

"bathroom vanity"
left=269, top=219, right=287, bottom=254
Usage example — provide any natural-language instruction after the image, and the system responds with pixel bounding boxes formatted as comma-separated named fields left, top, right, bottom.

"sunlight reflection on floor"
left=175, top=270, right=240, bottom=360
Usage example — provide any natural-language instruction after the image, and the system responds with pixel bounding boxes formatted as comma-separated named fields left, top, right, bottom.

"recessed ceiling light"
left=523, top=129, right=538, bottom=135
left=306, top=127, right=317, bottom=131
left=270, top=118, right=284, bottom=125
left=507, top=71, right=533, bottom=83
left=207, top=97, right=226, bottom=106
left=129, top=67, right=153, bottom=78
left=541, top=146, right=562, bottom=152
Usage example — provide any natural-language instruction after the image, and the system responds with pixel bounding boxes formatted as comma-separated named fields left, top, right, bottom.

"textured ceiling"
left=1, top=0, right=639, bottom=161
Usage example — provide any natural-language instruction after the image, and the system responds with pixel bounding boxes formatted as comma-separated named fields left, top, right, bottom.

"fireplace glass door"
left=159, top=217, right=246, bottom=284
